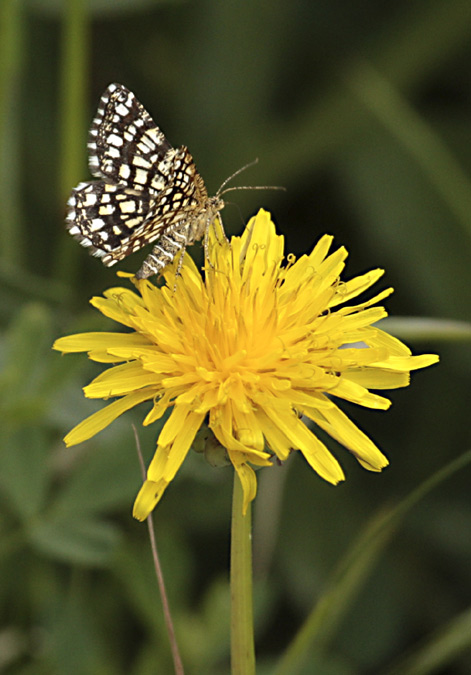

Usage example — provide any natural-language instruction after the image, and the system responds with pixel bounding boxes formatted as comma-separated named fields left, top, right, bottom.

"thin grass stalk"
left=133, top=425, right=184, bottom=675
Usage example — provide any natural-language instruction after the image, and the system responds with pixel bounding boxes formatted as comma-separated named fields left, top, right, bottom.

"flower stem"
left=231, top=471, right=256, bottom=674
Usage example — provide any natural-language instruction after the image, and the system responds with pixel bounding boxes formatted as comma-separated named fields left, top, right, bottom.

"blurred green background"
left=1, top=1, right=471, bottom=673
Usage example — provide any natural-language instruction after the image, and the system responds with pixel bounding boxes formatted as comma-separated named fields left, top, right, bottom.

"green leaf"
left=346, top=62, right=471, bottom=245
left=113, top=522, right=192, bottom=629
left=29, top=515, right=121, bottom=565
left=275, top=450, right=471, bottom=675
left=51, top=429, right=143, bottom=517
left=0, top=303, right=54, bottom=424
left=43, top=584, right=111, bottom=675
left=337, top=122, right=471, bottom=317
left=0, top=427, right=50, bottom=521
left=384, top=606, right=471, bottom=675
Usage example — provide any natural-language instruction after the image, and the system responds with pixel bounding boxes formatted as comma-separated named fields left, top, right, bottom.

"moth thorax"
left=207, top=195, right=225, bottom=215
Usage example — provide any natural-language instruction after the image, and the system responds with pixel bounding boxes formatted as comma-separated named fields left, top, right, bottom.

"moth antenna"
left=219, top=185, right=286, bottom=197
left=217, top=158, right=259, bottom=195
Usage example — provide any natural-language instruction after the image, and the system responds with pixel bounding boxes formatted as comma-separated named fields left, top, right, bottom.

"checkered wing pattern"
left=87, top=83, right=172, bottom=191
left=66, top=83, right=211, bottom=269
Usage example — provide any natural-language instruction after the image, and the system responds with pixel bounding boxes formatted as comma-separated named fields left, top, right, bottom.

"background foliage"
left=1, top=1, right=470, bottom=673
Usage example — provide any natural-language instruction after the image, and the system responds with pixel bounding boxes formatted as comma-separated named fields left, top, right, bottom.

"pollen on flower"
left=53, top=209, right=439, bottom=520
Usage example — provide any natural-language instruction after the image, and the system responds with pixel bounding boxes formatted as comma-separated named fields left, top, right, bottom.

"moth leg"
left=212, top=212, right=228, bottom=244
left=204, top=213, right=227, bottom=271
left=172, top=249, right=187, bottom=292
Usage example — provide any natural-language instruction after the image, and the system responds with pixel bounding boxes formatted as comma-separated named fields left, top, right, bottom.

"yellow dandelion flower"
left=53, top=209, right=439, bottom=520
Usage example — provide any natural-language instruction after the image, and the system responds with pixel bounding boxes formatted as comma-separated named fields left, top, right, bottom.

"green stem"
left=231, top=472, right=256, bottom=674
left=56, top=0, right=89, bottom=284
left=0, top=0, right=23, bottom=266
